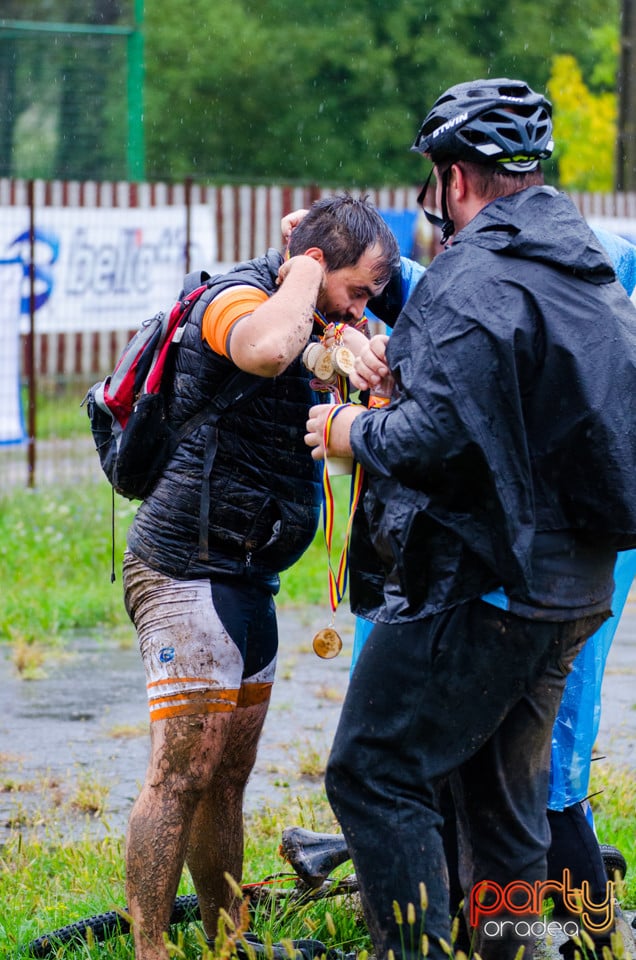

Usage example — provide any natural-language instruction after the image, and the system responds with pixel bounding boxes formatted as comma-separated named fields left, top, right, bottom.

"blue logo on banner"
left=3, top=228, right=59, bottom=313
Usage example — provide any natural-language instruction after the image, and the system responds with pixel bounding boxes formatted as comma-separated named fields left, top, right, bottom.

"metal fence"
left=1, top=178, right=635, bottom=491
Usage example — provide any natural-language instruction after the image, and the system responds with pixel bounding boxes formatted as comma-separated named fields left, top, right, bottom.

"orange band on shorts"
left=148, top=686, right=240, bottom=722
left=237, top=681, right=273, bottom=708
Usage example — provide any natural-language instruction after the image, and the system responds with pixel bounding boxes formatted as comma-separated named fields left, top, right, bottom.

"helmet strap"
left=419, top=166, right=455, bottom=246
left=439, top=166, right=455, bottom=244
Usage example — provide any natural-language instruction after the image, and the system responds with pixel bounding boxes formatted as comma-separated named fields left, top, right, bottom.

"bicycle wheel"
left=599, top=843, right=628, bottom=881
left=24, top=875, right=359, bottom=957
left=24, top=894, right=200, bottom=958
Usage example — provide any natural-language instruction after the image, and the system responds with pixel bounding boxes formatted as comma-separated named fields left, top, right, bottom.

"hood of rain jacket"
left=349, top=187, right=636, bottom=622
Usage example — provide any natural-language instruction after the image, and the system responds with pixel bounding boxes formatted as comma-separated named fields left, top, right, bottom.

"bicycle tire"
left=599, top=843, right=628, bottom=881
left=24, top=876, right=359, bottom=957
left=24, top=894, right=200, bottom=958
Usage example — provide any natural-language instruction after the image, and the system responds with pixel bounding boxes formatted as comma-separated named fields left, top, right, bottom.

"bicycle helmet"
left=412, top=78, right=554, bottom=172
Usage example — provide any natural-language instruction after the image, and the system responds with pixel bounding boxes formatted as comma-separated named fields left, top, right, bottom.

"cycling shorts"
left=123, top=550, right=278, bottom=722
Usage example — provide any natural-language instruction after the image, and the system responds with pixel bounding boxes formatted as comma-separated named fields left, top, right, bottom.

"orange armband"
left=368, top=394, right=390, bottom=408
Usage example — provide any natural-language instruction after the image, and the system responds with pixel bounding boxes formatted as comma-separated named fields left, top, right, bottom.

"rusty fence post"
left=26, top=179, right=37, bottom=489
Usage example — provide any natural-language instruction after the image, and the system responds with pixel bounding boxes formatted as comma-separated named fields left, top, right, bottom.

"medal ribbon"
left=321, top=403, right=365, bottom=617
left=312, top=309, right=368, bottom=334
left=311, top=311, right=366, bottom=403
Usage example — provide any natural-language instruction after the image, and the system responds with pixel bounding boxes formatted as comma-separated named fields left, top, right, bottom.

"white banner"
left=0, top=204, right=217, bottom=442
left=0, top=204, right=217, bottom=335
left=0, top=257, right=24, bottom=444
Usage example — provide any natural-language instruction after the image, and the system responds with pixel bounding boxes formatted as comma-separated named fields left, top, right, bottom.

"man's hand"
left=281, top=209, right=309, bottom=245
left=305, top=403, right=364, bottom=461
left=350, top=334, right=394, bottom=397
left=321, top=322, right=369, bottom=355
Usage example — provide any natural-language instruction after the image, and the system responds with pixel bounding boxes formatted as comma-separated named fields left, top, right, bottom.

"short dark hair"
left=452, top=160, right=545, bottom=202
left=288, top=193, right=401, bottom=285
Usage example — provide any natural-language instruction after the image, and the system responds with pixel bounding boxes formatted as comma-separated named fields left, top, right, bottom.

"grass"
left=0, top=473, right=634, bottom=958
left=589, top=762, right=636, bottom=905
left=0, top=484, right=137, bottom=644
left=22, top=378, right=90, bottom=442
left=2, top=769, right=635, bottom=959
left=0, top=793, right=367, bottom=959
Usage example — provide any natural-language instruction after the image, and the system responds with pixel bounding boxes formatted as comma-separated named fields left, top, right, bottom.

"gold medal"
left=312, top=348, right=335, bottom=381
left=312, top=627, right=343, bottom=659
left=332, top=345, right=355, bottom=376
left=302, top=342, right=323, bottom=373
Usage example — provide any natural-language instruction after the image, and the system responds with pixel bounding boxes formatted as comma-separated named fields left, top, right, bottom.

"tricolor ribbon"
left=321, top=403, right=365, bottom=617
left=312, top=309, right=368, bottom=334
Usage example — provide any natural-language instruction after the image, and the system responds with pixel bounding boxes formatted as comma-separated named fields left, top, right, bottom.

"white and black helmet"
left=412, top=78, right=554, bottom=172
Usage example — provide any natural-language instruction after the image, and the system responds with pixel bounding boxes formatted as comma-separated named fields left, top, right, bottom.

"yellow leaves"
left=548, top=54, right=617, bottom=191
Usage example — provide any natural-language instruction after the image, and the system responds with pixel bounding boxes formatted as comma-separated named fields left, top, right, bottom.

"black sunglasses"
left=417, top=168, right=445, bottom=232
left=417, top=167, right=455, bottom=244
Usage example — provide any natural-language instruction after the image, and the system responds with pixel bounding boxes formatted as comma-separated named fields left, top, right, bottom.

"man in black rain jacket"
left=304, top=80, right=636, bottom=960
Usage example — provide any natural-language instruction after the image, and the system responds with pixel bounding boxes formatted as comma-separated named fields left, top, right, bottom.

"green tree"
left=144, top=0, right=619, bottom=187
left=3, top=0, right=622, bottom=186
left=0, top=0, right=133, bottom=179
left=548, top=53, right=617, bottom=191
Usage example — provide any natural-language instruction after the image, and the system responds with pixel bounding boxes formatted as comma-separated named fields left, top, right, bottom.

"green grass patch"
left=0, top=475, right=350, bottom=645
left=0, top=485, right=137, bottom=643
left=1, top=793, right=369, bottom=959
left=22, top=378, right=89, bottom=441
left=3, top=769, right=635, bottom=958
left=589, top=761, right=636, bottom=907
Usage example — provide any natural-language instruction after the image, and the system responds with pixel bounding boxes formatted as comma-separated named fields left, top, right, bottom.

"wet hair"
left=457, top=160, right=545, bottom=201
left=288, top=193, right=401, bottom=285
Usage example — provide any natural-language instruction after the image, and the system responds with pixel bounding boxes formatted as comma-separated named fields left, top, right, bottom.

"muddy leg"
left=125, top=711, right=235, bottom=960
left=186, top=697, right=271, bottom=941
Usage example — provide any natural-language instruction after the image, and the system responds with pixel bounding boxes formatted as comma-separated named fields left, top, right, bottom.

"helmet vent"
left=496, top=82, right=533, bottom=98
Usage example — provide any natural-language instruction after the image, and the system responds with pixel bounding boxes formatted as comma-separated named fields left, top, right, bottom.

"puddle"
left=0, top=606, right=356, bottom=839
left=1, top=602, right=635, bottom=841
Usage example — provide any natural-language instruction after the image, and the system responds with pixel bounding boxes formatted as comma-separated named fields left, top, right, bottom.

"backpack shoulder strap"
left=182, top=269, right=211, bottom=297
left=158, top=369, right=266, bottom=561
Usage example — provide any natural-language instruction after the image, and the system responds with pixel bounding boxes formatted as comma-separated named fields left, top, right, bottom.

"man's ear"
left=449, top=163, right=466, bottom=200
left=302, top=247, right=327, bottom=268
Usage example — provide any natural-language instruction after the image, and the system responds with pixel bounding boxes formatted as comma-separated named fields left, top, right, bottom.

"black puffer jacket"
left=350, top=187, right=636, bottom=622
left=127, top=249, right=322, bottom=583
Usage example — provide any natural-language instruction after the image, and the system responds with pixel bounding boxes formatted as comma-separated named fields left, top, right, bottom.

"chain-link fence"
left=0, top=3, right=141, bottom=181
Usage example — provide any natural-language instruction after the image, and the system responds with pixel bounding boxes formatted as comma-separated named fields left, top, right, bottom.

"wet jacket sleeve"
left=350, top=398, right=446, bottom=481
left=366, top=256, right=426, bottom=327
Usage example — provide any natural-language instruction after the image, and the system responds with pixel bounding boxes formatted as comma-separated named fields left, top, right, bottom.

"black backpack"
left=83, top=270, right=264, bottom=576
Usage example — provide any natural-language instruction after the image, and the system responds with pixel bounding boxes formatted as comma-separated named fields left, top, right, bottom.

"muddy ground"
left=0, top=605, right=357, bottom=838
left=1, top=600, right=635, bottom=841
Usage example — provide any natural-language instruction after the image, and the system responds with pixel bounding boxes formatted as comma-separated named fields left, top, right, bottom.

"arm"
left=367, top=256, right=426, bottom=327
left=228, top=254, right=325, bottom=377
left=592, top=226, right=636, bottom=297
left=305, top=402, right=364, bottom=460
